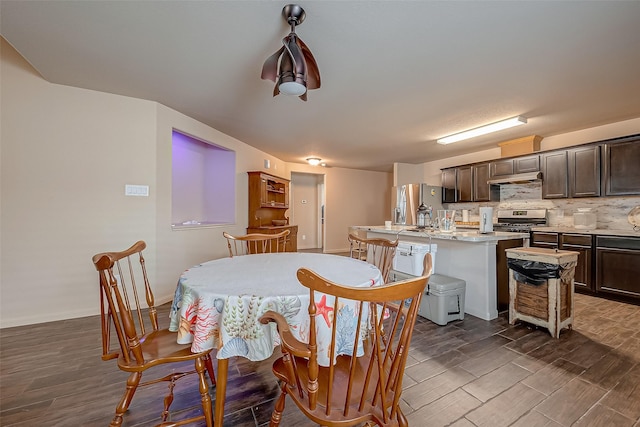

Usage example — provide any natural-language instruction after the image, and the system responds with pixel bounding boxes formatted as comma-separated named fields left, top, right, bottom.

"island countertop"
left=355, top=225, right=529, bottom=321
left=352, top=225, right=529, bottom=242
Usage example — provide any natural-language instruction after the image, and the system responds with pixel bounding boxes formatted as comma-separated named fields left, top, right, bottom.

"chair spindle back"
left=348, top=232, right=399, bottom=283
left=223, top=229, right=291, bottom=257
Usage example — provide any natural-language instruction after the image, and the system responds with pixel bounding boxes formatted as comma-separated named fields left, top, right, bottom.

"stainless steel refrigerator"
left=391, top=184, right=443, bottom=225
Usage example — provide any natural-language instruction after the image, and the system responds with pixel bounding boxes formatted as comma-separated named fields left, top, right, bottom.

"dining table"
left=168, top=251, right=382, bottom=425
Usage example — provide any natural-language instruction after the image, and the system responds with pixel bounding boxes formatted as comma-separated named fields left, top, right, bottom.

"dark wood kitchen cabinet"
left=473, top=163, right=492, bottom=201
left=490, top=154, right=540, bottom=177
left=569, top=145, right=601, bottom=197
left=442, top=167, right=457, bottom=203
left=456, top=165, right=473, bottom=202
left=541, top=151, right=568, bottom=199
left=530, top=231, right=559, bottom=249
left=596, top=236, right=640, bottom=301
left=531, top=231, right=592, bottom=293
left=532, top=231, right=640, bottom=304
left=542, top=145, right=601, bottom=199
left=497, top=238, right=525, bottom=312
left=560, top=233, right=594, bottom=292
left=602, top=136, right=640, bottom=196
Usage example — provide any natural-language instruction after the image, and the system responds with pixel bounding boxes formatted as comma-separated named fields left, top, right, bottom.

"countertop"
left=354, top=225, right=529, bottom=242
left=531, top=226, right=640, bottom=238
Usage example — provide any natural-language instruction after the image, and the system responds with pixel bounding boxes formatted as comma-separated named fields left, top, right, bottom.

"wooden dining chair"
left=223, top=229, right=290, bottom=256
left=348, top=232, right=399, bottom=283
left=92, top=241, right=215, bottom=427
left=260, top=267, right=430, bottom=427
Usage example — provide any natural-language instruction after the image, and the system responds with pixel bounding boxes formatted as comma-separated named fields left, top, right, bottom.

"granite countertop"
left=354, top=225, right=529, bottom=242
left=531, top=226, right=640, bottom=238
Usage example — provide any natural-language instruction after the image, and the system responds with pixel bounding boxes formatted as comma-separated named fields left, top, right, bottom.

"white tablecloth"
left=169, top=252, right=381, bottom=366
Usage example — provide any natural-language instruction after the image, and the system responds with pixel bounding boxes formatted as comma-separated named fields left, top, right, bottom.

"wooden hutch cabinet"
left=247, top=171, right=298, bottom=252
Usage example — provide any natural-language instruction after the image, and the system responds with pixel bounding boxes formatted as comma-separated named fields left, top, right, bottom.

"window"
left=171, top=130, right=235, bottom=228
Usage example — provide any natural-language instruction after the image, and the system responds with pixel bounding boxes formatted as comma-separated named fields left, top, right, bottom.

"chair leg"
left=111, top=371, right=142, bottom=427
left=203, top=353, right=216, bottom=386
left=195, top=357, right=214, bottom=427
left=397, top=407, right=408, bottom=427
left=269, top=382, right=288, bottom=427
left=161, top=376, right=178, bottom=422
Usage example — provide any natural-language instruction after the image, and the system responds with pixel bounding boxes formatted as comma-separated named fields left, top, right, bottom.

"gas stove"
left=494, top=209, right=547, bottom=232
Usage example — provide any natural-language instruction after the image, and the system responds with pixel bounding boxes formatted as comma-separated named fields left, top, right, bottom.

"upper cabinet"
left=602, top=136, right=640, bottom=196
left=490, top=158, right=514, bottom=177
left=441, top=134, right=639, bottom=201
left=514, top=155, right=541, bottom=174
left=489, top=154, right=540, bottom=178
left=441, top=168, right=457, bottom=203
left=490, top=154, right=539, bottom=177
left=456, top=165, right=473, bottom=202
left=541, top=151, right=568, bottom=198
left=442, top=163, right=495, bottom=203
left=473, top=163, right=492, bottom=202
left=542, top=145, right=601, bottom=199
left=569, top=145, right=601, bottom=197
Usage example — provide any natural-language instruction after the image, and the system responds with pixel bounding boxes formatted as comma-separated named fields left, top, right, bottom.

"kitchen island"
left=352, top=225, right=529, bottom=321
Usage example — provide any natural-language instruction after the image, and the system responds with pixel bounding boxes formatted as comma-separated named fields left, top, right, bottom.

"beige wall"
left=288, top=163, right=393, bottom=254
left=0, top=39, right=392, bottom=327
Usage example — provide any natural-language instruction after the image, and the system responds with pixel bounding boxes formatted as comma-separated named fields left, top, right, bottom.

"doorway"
left=291, top=172, right=325, bottom=251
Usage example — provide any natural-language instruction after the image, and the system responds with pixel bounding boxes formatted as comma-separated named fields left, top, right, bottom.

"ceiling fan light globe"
left=279, top=81, right=307, bottom=96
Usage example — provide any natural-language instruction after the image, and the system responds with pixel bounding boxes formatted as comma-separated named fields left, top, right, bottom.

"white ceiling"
left=2, top=1, right=640, bottom=172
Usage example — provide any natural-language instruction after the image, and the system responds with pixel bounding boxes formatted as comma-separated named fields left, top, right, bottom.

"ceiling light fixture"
left=437, top=116, right=528, bottom=145
left=306, top=157, right=321, bottom=166
left=261, top=4, right=321, bottom=101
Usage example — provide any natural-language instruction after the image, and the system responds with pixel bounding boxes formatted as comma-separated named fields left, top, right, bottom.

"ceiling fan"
left=261, top=4, right=321, bottom=101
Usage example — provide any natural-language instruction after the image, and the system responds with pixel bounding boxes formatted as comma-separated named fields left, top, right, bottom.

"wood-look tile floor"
left=1, top=293, right=639, bottom=427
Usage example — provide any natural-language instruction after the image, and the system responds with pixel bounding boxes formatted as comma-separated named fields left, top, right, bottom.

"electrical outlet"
left=302, top=235, right=306, bottom=240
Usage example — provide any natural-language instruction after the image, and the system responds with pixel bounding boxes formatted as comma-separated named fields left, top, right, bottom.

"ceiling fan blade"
left=261, top=46, right=285, bottom=82
left=297, top=37, right=320, bottom=90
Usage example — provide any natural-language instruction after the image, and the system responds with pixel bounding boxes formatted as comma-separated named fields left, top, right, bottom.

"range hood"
left=487, top=171, right=542, bottom=185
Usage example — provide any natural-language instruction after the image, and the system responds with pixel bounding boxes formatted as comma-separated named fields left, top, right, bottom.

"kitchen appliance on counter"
left=494, top=209, right=547, bottom=232
left=392, top=184, right=443, bottom=226
left=479, top=207, right=494, bottom=233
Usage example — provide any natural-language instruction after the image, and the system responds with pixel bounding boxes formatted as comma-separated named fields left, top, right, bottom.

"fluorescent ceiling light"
left=437, top=116, right=527, bottom=145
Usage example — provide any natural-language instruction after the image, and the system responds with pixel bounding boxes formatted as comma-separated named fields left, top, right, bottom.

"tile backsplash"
left=448, top=181, right=640, bottom=231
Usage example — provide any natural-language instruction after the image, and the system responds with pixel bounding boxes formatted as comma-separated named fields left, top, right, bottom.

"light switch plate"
left=125, top=184, right=149, bottom=197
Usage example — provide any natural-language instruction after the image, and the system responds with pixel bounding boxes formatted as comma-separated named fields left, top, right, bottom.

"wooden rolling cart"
left=506, top=247, right=578, bottom=338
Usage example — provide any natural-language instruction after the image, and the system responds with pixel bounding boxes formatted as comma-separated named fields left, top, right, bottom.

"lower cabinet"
left=531, top=231, right=640, bottom=304
left=596, top=236, right=640, bottom=299
left=246, top=225, right=298, bottom=252
left=497, top=239, right=525, bottom=312
left=530, top=232, right=559, bottom=249
left=560, top=233, right=593, bottom=292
